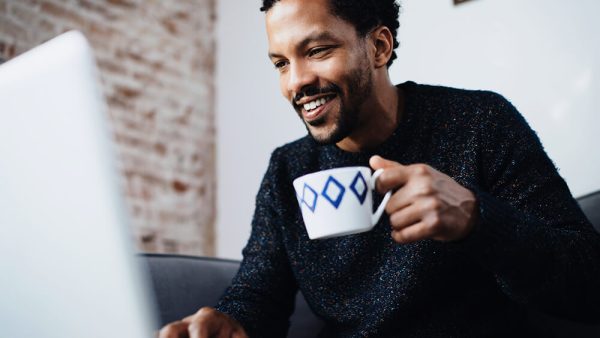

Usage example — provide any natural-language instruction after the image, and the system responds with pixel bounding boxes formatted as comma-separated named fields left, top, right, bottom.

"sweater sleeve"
left=215, top=149, right=298, bottom=337
left=460, top=93, right=600, bottom=322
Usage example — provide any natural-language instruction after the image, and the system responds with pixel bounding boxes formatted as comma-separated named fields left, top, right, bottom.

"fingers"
left=369, top=156, right=413, bottom=194
left=232, top=331, right=249, bottom=338
left=389, top=203, right=422, bottom=231
left=391, top=221, right=435, bottom=244
left=371, top=158, right=478, bottom=243
left=159, top=320, right=190, bottom=338
left=369, top=155, right=398, bottom=170
left=385, top=169, right=436, bottom=214
left=190, top=308, right=219, bottom=338
left=388, top=198, right=443, bottom=243
left=158, top=307, right=248, bottom=338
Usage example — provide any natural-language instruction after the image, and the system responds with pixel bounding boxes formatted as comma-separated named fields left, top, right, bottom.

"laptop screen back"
left=0, top=31, right=158, bottom=338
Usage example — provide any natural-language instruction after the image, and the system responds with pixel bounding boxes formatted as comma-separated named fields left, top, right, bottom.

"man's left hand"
left=370, top=155, right=479, bottom=244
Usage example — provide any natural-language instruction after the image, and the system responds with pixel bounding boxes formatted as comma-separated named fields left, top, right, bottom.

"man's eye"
left=274, top=60, right=288, bottom=69
left=308, top=47, right=330, bottom=57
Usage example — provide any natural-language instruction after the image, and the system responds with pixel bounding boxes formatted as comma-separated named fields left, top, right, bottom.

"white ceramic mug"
left=293, top=166, right=392, bottom=240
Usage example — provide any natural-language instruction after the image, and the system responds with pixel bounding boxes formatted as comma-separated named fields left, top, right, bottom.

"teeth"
left=303, top=97, right=331, bottom=111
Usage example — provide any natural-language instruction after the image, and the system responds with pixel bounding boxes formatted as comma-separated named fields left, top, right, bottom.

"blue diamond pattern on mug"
left=350, top=171, right=368, bottom=204
left=321, top=175, right=345, bottom=209
left=301, top=183, right=318, bottom=212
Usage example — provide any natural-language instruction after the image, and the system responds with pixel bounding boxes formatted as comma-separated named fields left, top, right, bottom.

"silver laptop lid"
left=0, top=31, right=158, bottom=338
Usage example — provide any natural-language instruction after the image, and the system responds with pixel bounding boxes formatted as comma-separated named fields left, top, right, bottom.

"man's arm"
left=458, top=94, right=600, bottom=321
left=371, top=93, right=600, bottom=322
left=213, top=149, right=299, bottom=336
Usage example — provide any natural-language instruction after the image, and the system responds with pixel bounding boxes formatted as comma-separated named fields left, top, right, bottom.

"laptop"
left=0, top=31, right=158, bottom=337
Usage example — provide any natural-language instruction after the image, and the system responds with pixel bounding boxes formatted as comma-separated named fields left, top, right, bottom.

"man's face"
left=266, top=0, right=373, bottom=144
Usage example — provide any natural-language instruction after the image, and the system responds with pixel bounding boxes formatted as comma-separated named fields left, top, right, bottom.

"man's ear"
left=369, top=26, right=394, bottom=68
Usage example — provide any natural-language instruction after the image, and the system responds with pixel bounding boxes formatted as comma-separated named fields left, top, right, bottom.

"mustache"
left=293, top=84, right=340, bottom=104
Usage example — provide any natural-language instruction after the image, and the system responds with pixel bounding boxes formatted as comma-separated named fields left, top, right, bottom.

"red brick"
left=0, top=17, right=26, bottom=40
left=77, top=0, right=117, bottom=20
left=174, top=11, right=189, bottom=21
left=9, top=2, right=39, bottom=26
left=115, top=84, right=141, bottom=99
left=14, top=0, right=41, bottom=7
left=97, top=58, right=128, bottom=75
left=107, top=94, right=135, bottom=110
left=87, top=22, right=120, bottom=39
left=40, top=2, right=85, bottom=27
left=35, top=18, right=56, bottom=35
left=172, top=180, right=189, bottom=193
left=6, top=43, right=16, bottom=58
left=161, top=17, right=178, bottom=34
left=106, top=0, right=137, bottom=8
left=154, top=143, right=167, bottom=156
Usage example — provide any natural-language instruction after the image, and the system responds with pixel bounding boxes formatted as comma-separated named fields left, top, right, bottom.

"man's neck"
left=336, top=83, right=404, bottom=152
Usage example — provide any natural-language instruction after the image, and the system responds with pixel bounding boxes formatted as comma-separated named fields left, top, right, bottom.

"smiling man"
left=159, top=0, right=600, bottom=337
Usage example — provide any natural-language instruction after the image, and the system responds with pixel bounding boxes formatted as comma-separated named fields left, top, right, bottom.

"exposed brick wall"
left=0, top=0, right=217, bottom=256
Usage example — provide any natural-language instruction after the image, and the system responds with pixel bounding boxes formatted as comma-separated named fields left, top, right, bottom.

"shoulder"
left=407, top=81, right=511, bottom=111
left=404, top=81, right=526, bottom=129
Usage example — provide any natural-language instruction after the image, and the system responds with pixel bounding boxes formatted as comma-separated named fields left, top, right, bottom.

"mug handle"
left=371, top=168, right=392, bottom=226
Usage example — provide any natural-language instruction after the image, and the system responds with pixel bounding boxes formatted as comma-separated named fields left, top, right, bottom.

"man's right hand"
left=158, top=307, right=248, bottom=338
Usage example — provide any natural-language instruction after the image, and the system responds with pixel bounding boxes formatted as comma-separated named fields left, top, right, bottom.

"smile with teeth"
left=303, top=96, right=333, bottom=112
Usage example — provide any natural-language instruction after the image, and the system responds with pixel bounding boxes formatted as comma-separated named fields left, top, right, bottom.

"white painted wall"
left=215, top=0, right=305, bottom=259
left=216, top=0, right=600, bottom=259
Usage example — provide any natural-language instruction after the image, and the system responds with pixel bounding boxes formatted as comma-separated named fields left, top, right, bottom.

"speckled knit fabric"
left=215, top=82, right=600, bottom=337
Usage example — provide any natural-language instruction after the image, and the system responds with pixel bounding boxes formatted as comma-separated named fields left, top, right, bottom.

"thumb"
left=369, top=155, right=400, bottom=171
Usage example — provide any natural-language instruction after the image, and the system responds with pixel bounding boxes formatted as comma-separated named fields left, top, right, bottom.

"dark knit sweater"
left=216, top=82, right=600, bottom=337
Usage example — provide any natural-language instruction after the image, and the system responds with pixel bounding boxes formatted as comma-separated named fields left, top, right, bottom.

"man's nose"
left=287, top=62, right=317, bottom=101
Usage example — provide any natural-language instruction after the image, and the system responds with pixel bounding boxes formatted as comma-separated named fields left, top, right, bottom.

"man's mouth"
left=299, top=94, right=336, bottom=122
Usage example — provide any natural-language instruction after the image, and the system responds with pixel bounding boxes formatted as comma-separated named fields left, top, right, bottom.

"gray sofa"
left=142, top=253, right=324, bottom=337
left=141, top=190, right=600, bottom=337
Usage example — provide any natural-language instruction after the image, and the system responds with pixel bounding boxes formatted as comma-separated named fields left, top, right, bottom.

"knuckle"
left=188, top=319, right=204, bottom=332
left=158, top=326, right=172, bottom=336
left=375, top=170, right=388, bottom=183
left=427, top=214, right=442, bottom=229
left=158, top=323, right=179, bottom=338
left=418, top=183, right=434, bottom=196
left=425, top=197, right=441, bottom=211
left=391, top=230, right=408, bottom=243
left=412, top=164, right=430, bottom=176
left=192, top=316, right=207, bottom=328
left=391, top=230, right=402, bottom=242
left=389, top=213, right=402, bottom=228
left=197, top=307, right=214, bottom=316
left=385, top=203, right=395, bottom=215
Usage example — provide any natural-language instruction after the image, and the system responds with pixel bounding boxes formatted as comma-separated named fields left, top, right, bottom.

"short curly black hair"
left=261, top=0, right=401, bottom=67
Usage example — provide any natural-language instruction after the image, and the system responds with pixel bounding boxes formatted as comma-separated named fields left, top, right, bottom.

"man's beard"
left=292, top=58, right=373, bottom=145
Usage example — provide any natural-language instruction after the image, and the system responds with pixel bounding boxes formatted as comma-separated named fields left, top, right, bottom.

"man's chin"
left=306, top=126, right=346, bottom=145
left=305, top=114, right=327, bottom=127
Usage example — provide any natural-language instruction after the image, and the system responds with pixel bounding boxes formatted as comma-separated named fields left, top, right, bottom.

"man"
left=160, top=0, right=600, bottom=336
